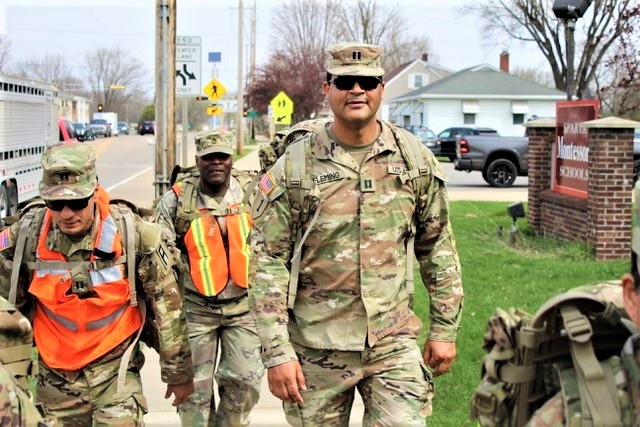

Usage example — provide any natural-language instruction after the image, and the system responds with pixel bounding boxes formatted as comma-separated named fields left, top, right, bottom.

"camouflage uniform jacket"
left=526, top=334, right=640, bottom=426
left=0, top=203, right=194, bottom=386
left=155, top=174, right=252, bottom=306
left=250, top=121, right=464, bottom=368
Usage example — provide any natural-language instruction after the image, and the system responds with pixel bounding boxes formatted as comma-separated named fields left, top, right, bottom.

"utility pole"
left=236, top=0, right=244, bottom=155
left=154, top=0, right=176, bottom=199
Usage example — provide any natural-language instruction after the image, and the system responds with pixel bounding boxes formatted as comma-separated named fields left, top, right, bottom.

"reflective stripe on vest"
left=28, top=187, right=142, bottom=371
left=183, top=206, right=252, bottom=296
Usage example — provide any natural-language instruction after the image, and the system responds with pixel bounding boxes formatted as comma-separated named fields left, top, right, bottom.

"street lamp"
left=552, top=0, right=593, bottom=100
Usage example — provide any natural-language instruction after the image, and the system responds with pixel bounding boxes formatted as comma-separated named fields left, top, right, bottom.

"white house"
left=380, top=53, right=454, bottom=122
left=388, top=53, right=566, bottom=136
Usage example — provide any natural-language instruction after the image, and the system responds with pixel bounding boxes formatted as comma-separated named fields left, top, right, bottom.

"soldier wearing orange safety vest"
left=0, top=142, right=194, bottom=426
left=155, top=130, right=264, bottom=427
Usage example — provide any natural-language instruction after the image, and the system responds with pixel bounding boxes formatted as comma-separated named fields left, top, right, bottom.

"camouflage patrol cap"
left=195, top=130, right=234, bottom=157
left=39, top=142, right=97, bottom=200
left=327, top=42, right=385, bottom=77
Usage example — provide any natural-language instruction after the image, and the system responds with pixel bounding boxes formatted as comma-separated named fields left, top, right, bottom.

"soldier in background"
left=0, top=142, right=194, bottom=425
left=155, top=131, right=264, bottom=426
left=0, top=295, right=47, bottom=426
left=526, top=184, right=640, bottom=426
left=249, top=42, right=464, bottom=425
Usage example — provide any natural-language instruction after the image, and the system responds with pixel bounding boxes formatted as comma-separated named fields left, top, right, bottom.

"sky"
left=0, top=0, right=549, bottom=94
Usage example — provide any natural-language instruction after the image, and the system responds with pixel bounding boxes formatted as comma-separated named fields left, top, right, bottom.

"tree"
left=82, top=46, right=151, bottom=116
left=596, top=7, right=640, bottom=119
left=10, top=54, right=76, bottom=89
left=337, top=0, right=435, bottom=71
left=461, top=0, right=640, bottom=100
left=247, top=0, right=437, bottom=120
left=247, top=51, right=326, bottom=121
left=0, top=34, right=10, bottom=73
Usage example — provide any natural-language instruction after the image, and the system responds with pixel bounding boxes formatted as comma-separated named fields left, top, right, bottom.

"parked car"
left=117, top=121, right=130, bottom=135
left=88, top=118, right=112, bottom=137
left=58, top=118, right=78, bottom=142
left=138, top=121, right=155, bottom=135
left=413, top=127, right=439, bottom=155
left=73, top=123, right=96, bottom=142
left=437, top=126, right=499, bottom=161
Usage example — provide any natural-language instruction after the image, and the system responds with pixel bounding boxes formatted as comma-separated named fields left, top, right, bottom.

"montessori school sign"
left=552, top=100, right=599, bottom=199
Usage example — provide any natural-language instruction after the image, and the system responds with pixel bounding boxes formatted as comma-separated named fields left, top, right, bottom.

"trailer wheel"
left=0, top=186, right=9, bottom=219
left=7, top=184, right=18, bottom=216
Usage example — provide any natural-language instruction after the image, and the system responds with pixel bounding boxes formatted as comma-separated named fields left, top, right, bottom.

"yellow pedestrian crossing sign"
left=203, top=79, right=226, bottom=101
left=206, top=105, right=223, bottom=115
left=270, top=91, right=294, bottom=125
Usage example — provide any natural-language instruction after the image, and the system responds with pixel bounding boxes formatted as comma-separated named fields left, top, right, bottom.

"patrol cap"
left=326, top=42, right=385, bottom=77
left=39, top=142, right=98, bottom=201
left=195, top=130, right=234, bottom=157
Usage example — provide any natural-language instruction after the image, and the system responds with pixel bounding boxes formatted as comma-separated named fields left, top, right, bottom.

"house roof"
left=384, top=58, right=454, bottom=85
left=391, top=64, right=566, bottom=102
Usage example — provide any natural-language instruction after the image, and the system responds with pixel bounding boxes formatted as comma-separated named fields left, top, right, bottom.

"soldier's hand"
left=267, top=360, right=306, bottom=404
left=164, top=379, right=195, bottom=406
left=423, top=340, right=456, bottom=377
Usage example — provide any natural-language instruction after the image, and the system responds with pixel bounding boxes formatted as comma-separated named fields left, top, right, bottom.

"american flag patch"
left=259, top=172, right=276, bottom=195
left=0, top=227, right=12, bottom=251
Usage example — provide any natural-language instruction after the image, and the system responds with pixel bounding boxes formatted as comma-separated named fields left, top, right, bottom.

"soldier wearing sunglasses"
left=0, top=142, right=194, bottom=425
left=249, top=42, right=463, bottom=426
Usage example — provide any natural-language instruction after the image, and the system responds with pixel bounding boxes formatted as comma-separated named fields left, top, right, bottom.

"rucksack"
left=6, top=197, right=162, bottom=393
left=0, top=295, right=46, bottom=425
left=277, top=120, right=434, bottom=308
left=469, top=281, right=637, bottom=426
left=166, top=164, right=258, bottom=239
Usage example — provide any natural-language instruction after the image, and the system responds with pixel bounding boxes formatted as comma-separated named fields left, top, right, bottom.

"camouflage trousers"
left=36, top=355, right=147, bottom=427
left=178, top=295, right=264, bottom=427
left=285, top=333, right=434, bottom=427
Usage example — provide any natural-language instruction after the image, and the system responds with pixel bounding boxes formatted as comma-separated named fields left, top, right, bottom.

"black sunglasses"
left=330, top=76, right=382, bottom=91
left=45, top=196, right=92, bottom=212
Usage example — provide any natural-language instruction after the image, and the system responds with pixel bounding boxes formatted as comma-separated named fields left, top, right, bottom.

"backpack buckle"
left=561, top=308, right=592, bottom=343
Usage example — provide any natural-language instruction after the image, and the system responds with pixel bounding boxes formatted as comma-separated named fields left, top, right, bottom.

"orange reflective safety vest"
left=28, top=187, right=142, bottom=371
left=173, top=182, right=252, bottom=297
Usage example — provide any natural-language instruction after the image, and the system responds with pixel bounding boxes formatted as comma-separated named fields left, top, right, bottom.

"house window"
left=513, top=113, right=525, bottom=125
left=414, top=74, right=423, bottom=88
left=463, top=114, right=476, bottom=125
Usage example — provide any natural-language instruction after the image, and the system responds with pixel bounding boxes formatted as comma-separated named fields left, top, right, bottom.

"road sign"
left=176, top=35, right=202, bottom=97
left=203, top=79, right=226, bottom=101
left=207, top=105, right=223, bottom=116
left=270, top=91, right=294, bottom=125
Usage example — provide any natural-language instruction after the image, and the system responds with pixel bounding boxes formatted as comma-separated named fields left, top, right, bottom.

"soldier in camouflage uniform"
left=0, top=295, right=47, bottom=426
left=526, top=183, right=640, bottom=426
left=155, top=131, right=264, bottom=426
left=249, top=42, right=464, bottom=426
left=0, top=142, right=194, bottom=426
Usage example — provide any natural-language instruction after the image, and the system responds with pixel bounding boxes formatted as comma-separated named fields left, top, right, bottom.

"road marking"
left=105, top=167, right=152, bottom=192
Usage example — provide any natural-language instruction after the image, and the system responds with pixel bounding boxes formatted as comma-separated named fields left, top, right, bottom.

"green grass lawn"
left=412, top=201, right=627, bottom=426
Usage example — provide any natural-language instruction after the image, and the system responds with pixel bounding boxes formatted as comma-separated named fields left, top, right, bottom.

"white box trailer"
left=92, top=112, right=119, bottom=137
left=0, top=73, right=67, bottom=218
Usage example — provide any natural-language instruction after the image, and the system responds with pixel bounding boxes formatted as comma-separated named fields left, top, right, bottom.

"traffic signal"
left=97, top=104, right=103, bottom=112
left=243, top=109, right=248, bottom=117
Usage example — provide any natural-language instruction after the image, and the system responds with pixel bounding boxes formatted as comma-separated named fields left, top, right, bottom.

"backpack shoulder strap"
left=386, top=122, right=431, bottom=301
left=9, top=204, right=46, bottom=305
left=285, top=134, right=321, bottom=309
left=174, top=176, right=199, bottom=238
left=109, top=203, right=138, bottom=307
